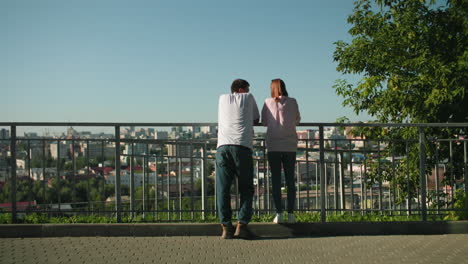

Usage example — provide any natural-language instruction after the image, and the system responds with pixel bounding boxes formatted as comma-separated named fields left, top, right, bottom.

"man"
left=216, top=79, right=260, bottom=239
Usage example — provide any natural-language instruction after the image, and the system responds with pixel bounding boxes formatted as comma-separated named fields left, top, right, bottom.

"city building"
left=16, top=159, right=25, bottom=169
left=166, top=144, right=193, bottom=158
left=24, top=132, right=39, bottom=138
left=154, top=131, right=168, bottom=140
left=200, top=125, right=216, bottom=135
left=297, top=129, right=317, bottom=140
left=49, top=142, right=70, bottom=159
left=189, top=126, right=201, bottom=134
left=29, top=168, right=58, bottom=181
left=0, top=129, right=9, bottom=139
left=124, top=143, right=147, bottom=156
left=66, top=127, right=78, bottom=138
left=80, top=142, right=115, bottom=159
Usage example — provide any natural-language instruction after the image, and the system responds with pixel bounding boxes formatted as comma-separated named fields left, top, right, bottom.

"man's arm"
left=261, top=103, right=268, bottom=126
left=251, top=94, right=260, bottom=125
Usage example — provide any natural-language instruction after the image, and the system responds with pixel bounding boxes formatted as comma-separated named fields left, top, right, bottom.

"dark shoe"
left=220, top=223, right=234, bottom=239
left=234, top=222, right=257, bottom=240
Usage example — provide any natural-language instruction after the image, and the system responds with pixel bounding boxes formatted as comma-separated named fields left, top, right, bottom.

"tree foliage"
left=333, top=0, right=467, bottom=208
left=0, top=178, right=108, bottom=206
left=334, top=0, right=467, bottom=123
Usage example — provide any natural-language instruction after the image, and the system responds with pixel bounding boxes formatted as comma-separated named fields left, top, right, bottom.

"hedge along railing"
left=0, top=122, right=467, bottom=223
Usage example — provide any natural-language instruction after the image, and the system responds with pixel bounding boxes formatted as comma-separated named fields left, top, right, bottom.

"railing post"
left=145, top=144, right=150, bottom=217
left=449, top=141, right=454, bottom=207
left=435, top=143, right=440, bottom=214
left=115, top=126, right=122, bottom=223
left=305, top=139, right=310, bottom=210
left=255, top=159, right=260, bottom=214
left=189, top=144, right=194, bottom=220
left=142, top=155, right=146, bottom=219
left=42, top=139, right=46, bottom=210
left=10, top=125, right=17, bottom=223
left=296, top=161, right=301, bottom=211
left=419, top=127, right=427, bottom=221
left=56, top=139, right=62, bottom=210
left=101, top=140, right=105, bottom=210
left=85, top=140, right=90, bottom=212
left=339, top=151, right=345, bottom=212
left=129, top=142, right=136, bottom=217
left=166, top=157, right=170, bottom=221
left=349, top=140, right=354, bottom=214
left=334, top=146, right=339, bottom=211
left=177, top=149, right=182, bottom=220
left=406, top=140, right=411, bottom=216
left=72, top=138, right=76, bottom=204
left=130, top=143, right=135, bottom=218
left=464, top=141, right=467, bottom=218
left=378, top=141, right=383, bottom=213
left=27, top=140, right=32, bottom=208
left=262, top=140, right=268, bottom=212
left=154, top=157, right=159, bottom=219
left=319, top=125, right=326, bottom=223
left=201, top=143, right=207, bottom=220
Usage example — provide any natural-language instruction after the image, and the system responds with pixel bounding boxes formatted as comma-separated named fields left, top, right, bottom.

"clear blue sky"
left=2, top=0, right=369, bottom=123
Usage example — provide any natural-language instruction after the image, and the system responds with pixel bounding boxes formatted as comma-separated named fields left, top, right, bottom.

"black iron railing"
left=0, top=122, right=467, bottom=223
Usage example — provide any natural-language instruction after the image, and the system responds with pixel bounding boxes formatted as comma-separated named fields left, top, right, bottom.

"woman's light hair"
left=271, top=79, right=288, bottom=102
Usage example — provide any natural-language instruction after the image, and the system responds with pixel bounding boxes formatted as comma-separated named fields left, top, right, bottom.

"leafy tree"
left=133, top=185, right=155, bottom=211
left=89, top=188, right=104, bottom=204
left=334, top=0, right=467, bottom=124
left=62, top=157, right=100, bottom=171
left=0, top=180, right=27, bottom=203
left=30, top=155, right=56, bottom=168
left=0, top=175, right=111, bottom=210
left=194, top=176, right=215, bottom=196
left=333, top=0, right=467, bottom=207
left=207, top=161, right=215, bottom=176
left=75, top=181, right=90, bottom=203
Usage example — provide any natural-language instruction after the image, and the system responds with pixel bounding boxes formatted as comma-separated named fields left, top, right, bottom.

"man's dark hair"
left=231, top=79, right=250, bottom=93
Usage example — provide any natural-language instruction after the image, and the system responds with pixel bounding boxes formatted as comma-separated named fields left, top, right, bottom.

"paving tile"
left=1, top=235, right=467, bottom=264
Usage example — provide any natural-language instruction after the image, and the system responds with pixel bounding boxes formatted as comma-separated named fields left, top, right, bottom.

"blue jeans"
left=268, top=151, right=296, bottom=213
left=216, top=145, right=254, bottom=225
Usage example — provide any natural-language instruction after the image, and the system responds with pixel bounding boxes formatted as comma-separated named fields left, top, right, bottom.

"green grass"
left=0, top=211, right=459, bottom=224
left=3, top=190, right=464, bottom=224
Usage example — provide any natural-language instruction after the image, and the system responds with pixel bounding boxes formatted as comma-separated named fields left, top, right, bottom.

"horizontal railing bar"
left=2, top=138, right=424, bottom=144
left=299, top=123, right=468, bottom=127
left=0, top=122, right=467, bottom=127
left=10, top=208, right=464, bottom=214
left=0, top=122, right=218, bottom=127
left=5, top=137, right=423, bottom=142
left=7, top=138, right=464, bottom=145
left=2, top=122, right=467, bottom=224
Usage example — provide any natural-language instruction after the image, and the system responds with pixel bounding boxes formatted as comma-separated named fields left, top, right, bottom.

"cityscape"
left=0, top=124, right=463, bottom=219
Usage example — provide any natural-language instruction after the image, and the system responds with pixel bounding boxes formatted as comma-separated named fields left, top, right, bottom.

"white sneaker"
left=287, top=213, right=295, bottom=223
left=273, top=213, right=283, bottom=224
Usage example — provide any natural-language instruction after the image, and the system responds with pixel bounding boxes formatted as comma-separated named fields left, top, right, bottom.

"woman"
left=261, top=79, right=301, bottom=224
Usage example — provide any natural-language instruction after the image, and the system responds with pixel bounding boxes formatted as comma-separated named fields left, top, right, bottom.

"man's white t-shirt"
left=217, top=93, right=260, bottom=150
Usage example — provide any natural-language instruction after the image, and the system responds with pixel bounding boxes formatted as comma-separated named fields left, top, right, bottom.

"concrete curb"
left=1, top=221, right=467, bottom=238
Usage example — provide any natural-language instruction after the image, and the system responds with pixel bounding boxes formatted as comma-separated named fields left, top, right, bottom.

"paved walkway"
left=1, top=235, right=467, bottom=264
